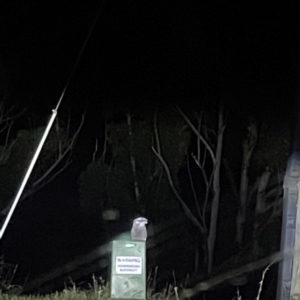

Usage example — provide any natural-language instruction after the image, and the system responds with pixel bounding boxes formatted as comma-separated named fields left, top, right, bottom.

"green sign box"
left=111, top=240, right=147, bottom=300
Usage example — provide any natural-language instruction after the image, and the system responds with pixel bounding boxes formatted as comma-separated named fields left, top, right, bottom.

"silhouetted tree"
left=0, top=57, right=85, bottom=217
left=0, top=108, right=84, bottom=216
left=79, top=107, right=190, bottom=222
left=153, top=102, right=226, bottom=274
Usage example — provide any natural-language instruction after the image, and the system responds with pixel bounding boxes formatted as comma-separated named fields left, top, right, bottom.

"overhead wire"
left=0, top=2, right=105, bottom=239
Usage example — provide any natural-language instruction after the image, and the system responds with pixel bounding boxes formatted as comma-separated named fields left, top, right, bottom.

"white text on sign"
left=116, top=256, right=142, bottom=274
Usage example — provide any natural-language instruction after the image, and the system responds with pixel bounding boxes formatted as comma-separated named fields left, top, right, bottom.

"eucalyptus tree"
left=0, top=101, right=84, bottom=217
left=79, top=106, right=189, bottom=222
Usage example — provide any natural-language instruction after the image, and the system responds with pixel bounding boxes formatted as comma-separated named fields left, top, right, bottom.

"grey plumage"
left=131, top=217, right=148, bottom=241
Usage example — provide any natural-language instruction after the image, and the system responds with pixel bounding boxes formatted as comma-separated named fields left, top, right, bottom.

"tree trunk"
left=126, top=112, right=141, bottom=204
left=207, top=102, right=225, bottom=274
left=253, top=169, right=271, bottom=255
left=236, top=123, right=257, bottom=246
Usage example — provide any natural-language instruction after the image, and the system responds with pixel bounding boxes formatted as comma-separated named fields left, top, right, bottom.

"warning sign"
left=116, top=256, right=142, bottom=274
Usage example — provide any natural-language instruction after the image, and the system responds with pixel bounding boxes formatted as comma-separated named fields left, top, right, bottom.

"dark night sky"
left=1, top=1, right=299, bottom=117
left=1, top=0, right=300, bottom=287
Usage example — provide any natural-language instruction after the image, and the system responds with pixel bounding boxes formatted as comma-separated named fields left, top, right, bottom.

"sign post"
left=111, top=217, right=148, bottom=300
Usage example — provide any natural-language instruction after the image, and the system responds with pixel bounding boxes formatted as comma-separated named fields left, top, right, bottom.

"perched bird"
left=131, top=217, right=148, bottom=241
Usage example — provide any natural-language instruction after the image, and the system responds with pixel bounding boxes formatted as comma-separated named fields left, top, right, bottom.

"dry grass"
left=0, top=263, right=272, bottom=300
left=0, top=276, right=110, bottom=300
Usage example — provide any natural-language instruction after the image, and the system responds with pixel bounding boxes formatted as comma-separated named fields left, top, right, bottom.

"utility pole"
left=277, top=53, right=300, bottom=300
left=277, top=153, right=300, bottom=299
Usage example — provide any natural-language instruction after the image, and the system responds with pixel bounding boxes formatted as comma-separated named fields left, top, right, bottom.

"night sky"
left=1, top=0, right=300, bottom=292
left=2, top=2, right=299, bottom=117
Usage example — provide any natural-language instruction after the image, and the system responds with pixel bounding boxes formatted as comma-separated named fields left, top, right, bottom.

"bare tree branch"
left=196, top=112, right=203, bottom=162
left=191, top=154, right=209, bottom=187
left=236, top=123, right=257, bottom=245
left=32, top=114, right=85, bottom=189
left=187, top=155, right=205, bottom=230
left=153, top=108, right=161, bottom=156
left=176, top=106, right=216, bottom=164
left=207, top=101, right=226, bottom=273
left=222, top=158, right=239, bottom=201
left=127, top=112, right=140, bottom=204
left=0, top=102, right=24, bottom=164
left=152, top=146, right=203, bottom=232
left=0, top=122, right=15, bottom=164
left=0, top=114, right=85, bottom=216
left=151, top=110, right=164, bottom=199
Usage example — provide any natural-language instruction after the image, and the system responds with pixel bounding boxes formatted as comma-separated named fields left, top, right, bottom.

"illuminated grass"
left=0, top=285, right=109, bottom=300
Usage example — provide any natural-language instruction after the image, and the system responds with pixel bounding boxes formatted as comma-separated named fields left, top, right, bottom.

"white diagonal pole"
left=0, top=2, right=103, bottom=239
left=0, top=109, right=58, bottom=239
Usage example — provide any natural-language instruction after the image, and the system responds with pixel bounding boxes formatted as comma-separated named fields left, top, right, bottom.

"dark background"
left=0, top=0, right=300, bottom=295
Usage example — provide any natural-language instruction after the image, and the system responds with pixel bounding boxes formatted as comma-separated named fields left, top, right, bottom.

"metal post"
left=277, top=153, right=300, bottom=299
left=0, top=110, right=58, bottom=239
